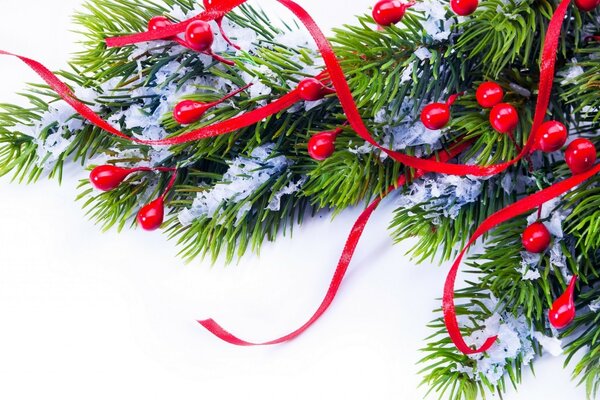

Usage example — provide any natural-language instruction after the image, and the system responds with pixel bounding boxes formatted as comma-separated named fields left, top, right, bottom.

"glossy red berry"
left=173, top=100, right=212, bottom=125
left=137, top=198, right=165, bottom=231
left=420, top=103, right=451, bottom=130
left=173, top=84, right=250, bottom=125
left=549, top=275, right=578, bottom=329
left=90, top=165, right=132, bottom=192
left=148, top=16, right=172, bottom=31
left=451, top=0, right=478, bottom=16
left=489, top=103, right=519, bottom=133
left=298, top=78, right=335, bottom=101
left=536, top=121, right=568, bottom=153
left=475, top=82, right=504, bottom=108
left=372, top=0, right=410, bottom=26
left=308, top=131, right=338, bottom=161
left=565, top=138, right=597, bottom=174
left=185, top=20, right=214, bottom=52
left=522, top=222, right=551, bottom=253
left=575, top=0, right=600, bottom=12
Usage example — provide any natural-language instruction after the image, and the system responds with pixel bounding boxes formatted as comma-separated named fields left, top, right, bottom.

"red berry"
left=173, top=100, right=211, bottom=125
left=420, top=103, right=451, bottom=130
left=148, top=16, right=172, bottom=31
left=565, top=138, right=597, bottom=174
left=451, top=0, right=478, bottom=16
left=475, top=82, right=504, bottom=108
left=575, top=0, right=600, bottom=12
left=298, top=78, right=334, bottom=101
left=185, top=20, right=214, bottom=52
left=489, top=103, right=519, bottom=133
left=536, top=121, right=568, bottom=153
left=308, top=131, right=338, bottom=161
left=137, top=198, right=165, bottom=231
left=372, top=0, right=410, bottom=26
left=90, top=165, right=132, bottom=192
left=549, top=275, right=578, bottom=329
left=522, top=222, right=551, bottom=253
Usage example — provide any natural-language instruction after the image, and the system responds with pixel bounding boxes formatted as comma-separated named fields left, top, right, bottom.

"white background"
left=0, top=1, right=587, bottom=399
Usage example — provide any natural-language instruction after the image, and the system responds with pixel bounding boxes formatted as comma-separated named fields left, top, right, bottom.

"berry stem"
left=567, top=274, right=578, bottom=292
left=129, top=166, right=177, bottom=174
left=506, top=130, right=522, bottom=153
left=173, top=36, right=235, bottom=66
left=445, top=92, right=464, bottom=106
left=160, top=169, right=179, bottom=200
left=210, top=83, right=253, bottom=107
left=207, top=51, right=235, bottom=66
left=216, top=17, right=241, bottom=50
left=332, top=122, right=349, bottom=136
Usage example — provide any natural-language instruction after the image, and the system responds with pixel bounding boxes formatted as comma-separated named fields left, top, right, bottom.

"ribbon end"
left=197, top=318, right=255, bottom=346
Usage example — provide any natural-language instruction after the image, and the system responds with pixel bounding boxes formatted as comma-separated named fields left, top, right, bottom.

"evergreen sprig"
left=3, top=0, right=600, bottom=398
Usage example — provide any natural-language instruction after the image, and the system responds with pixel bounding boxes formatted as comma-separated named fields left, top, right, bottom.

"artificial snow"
left=412, top=0, right=454, bottom=42
left=460, top=310, right=536, bottom=385
left=414, top=47, right=433, bottom=61
left=532, top=331, right=563, bottom=356
left=518, top=251, right=542, bottom=280
left=560, top=59, right=584, bottom=84
left=589, top=298, right=600, bottom=313
left=267, top=176, right=308, bottom=211
left=549, top=241, right=571, bottom=280
left=395, top=174, right=482, bottom=221
left=455, top=296, right=562, bottom=386
left=241, top=65, right=274, bottom=100
left=400, top=63, right=414, bottom=83
left=11, top=97, right=90, bottom=171
left=500, top=174, right=514, bottom=195
left=178, top=144, right=291, bottom=226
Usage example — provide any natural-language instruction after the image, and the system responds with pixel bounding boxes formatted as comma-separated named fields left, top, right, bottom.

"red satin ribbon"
left=442, top=0, right=573, bottom=355
left=199, top=141, right=472, bottom=345
left=0, top=49, right=316, bottom=146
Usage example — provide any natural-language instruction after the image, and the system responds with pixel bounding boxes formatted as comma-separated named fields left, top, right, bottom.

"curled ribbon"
left=443, top=0, right=574, bottom=354
left=0, top=0, right=582, bottom=354
left=199, top=141, right=472, bottom=345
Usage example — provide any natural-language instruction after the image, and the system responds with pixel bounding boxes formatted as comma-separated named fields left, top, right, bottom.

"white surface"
left=0, top=1, right=586, bottom=399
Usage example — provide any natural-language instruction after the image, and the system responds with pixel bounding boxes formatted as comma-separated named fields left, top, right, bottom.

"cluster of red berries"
left=89, top=165, right=178, bottom=231
left=475, top=82, right=519, bottom=134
